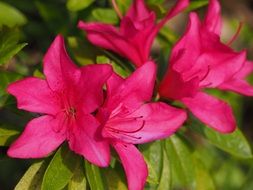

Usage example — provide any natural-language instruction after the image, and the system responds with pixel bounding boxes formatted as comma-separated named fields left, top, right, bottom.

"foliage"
left=0, top=0, right=253, bottom=190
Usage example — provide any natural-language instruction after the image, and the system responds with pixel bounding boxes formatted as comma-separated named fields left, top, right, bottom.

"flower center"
left=65, top=106, right=77, bottom=118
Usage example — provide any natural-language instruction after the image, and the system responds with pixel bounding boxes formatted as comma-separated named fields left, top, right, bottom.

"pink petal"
left=203, top=0, right=222, bottom=35
left=232, top=61, right=253, bottom=79
left=170, top=13, right=202, bottom=74
left=112, top=142, right=148, bottom=190
left=126, top=0, right=151, bottom=21
left=68, top=114, right=110, bottom=167
left=78, top=21, right=142, bottom=66
left=105, top=61, right=156, bottom=112
left=8, top=115, right=65, bottom=158
left=218, top=79, right=253, bottom=96
left=105, top=72, right=124, bottom=98
left=159, top=68, right=199, bottom=100
left=7, top=77, right=60, bottom=115
left=43, top=35, right=80, bottom=92
left=120, top=15, right=156, bottom=67
left=198, top=50, right=246, bottom=87
left=104, top=102, right=187, bottom=144
left=182, top=92, right=236, bottom=133
left=75, top=64, right=112, bottom=113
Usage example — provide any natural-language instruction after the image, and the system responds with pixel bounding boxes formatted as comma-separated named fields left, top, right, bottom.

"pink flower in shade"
left=159, top=0, right=253, bottom=133
left=96, top=61, right=187, bottom=190
left=78, top=0, right=189, bottom=67
left=7, top=35, right=113, bottom=167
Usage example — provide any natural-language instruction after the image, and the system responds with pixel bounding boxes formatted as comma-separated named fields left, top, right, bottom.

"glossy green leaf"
left=103, top=167, right=127, bottom=190
left=186, top=0, right=209, bottom=12
left=67, top=0, right=94, bottom=12
left=68, top=37, right=101, bottom=65
left=85, top=160, right=106, bottom=190
left=15, top=160, right=48, bottom=190
left=33, top=69, right=44, bottom=79
left=113, top=0, right=131, bottom=15
left=41, top=144, right=81, bottom=190
left=0, top=126, right=19, bottom=146
left=92, top=8, right=119, bottom=24
left=165, top=135, right=195, bottom=189
left=0, top=27, right=27, bottom=66
left=139, top=141, right=163, bottom=186
left=157, top=148, right=171, bottom=190
left=68, top=161, right=86, bottom=190
left=190, top=116, right=253, bottom=159
left=0, top=71, right=22, bottom=107
left=96, top=55, right=129, bottom=77
left=0, top=2, right=27, bottom=27
left=193, top=155, right=215, bottom=190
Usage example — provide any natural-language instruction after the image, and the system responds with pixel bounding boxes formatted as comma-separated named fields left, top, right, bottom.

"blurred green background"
left=1, top=0, right=253, bottom=190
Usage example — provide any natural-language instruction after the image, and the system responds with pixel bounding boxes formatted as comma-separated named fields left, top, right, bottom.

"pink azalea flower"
left=78, top=0, right=189, bottom=67
left=7, top=35, right=113, bottom=167
left=159, top=0, right=253, bottom=133
left=97, top=61, right=187, bottom=190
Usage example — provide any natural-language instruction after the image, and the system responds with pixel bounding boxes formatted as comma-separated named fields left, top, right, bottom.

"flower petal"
left=78, top=21, right=142, bottom=66
left=7, top=77, right=60, bottom=115
left=7, top=115, right=65, bottom=158
left=198, top=49, right=246, bottom=88
left=105, top=61, right=156, bottom=111
left=170, top=13, right=202, bottom=73
left=112, top=142, right=148, bottom=190
left=76, top=64, right=112, bottom=113
left=127, top=102, right=187, bottom=144
left=218, top=79, right=253, bottom=96
left=182, top=92, right=236, bottom=133
left=203, top=0, right=222, bottom=35
left=43, top=35, right=80, bottom=92
left=126, top=0, right=151, bottom=21
left=159, top=68, right=199, bottom=100
left=232, top=61, right=253, bottom=79
left=103, top=103, right=186, bottom=144
left=68, top=114, right=110, bottom=167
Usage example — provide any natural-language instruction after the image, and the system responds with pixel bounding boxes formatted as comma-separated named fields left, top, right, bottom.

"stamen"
left=227, top=21, right=243, bottom=46
left=199, top=65, right=211, bottom=82
left=112, top=0, right=123, bottom=19
left=107, top=120, right=145, bottom=134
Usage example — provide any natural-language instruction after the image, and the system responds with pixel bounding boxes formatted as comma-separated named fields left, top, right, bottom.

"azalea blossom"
left=7, top=35, right=113, bottom=167
left=159, top=0, right=253, bottom=133
left=96, top=61, right=187, bottom=190
left=78, top=0, right=189, bottom=67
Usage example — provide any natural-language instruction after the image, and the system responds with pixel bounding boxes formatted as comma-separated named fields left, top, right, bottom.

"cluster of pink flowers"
left=7, top=0, right=253, bottom=189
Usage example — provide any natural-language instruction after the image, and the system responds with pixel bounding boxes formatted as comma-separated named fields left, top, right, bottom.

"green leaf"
left=0, top=126, right=19, bottom=146
left=186, top=0, right=209, bottom=12
left=193, top=154, right=215, bottom=190
left=68, top=161, right=86, bottom=190
left=68, top=37, right=101, bottom=65
left=157, top=148, right=171, bottom=190
left=0, top=2, right=27, bottom=27
left=0, top=27, right=27, bottom=65
left=192, top=124, right=253, bottom=159
left=85, top=160, right=106, bottom=190
left=96, top=55, right=129, bottom=77
left=165, top=135, right=195, bottom=189
left=15, top=160, right=48, bottom=190
left=92, top=8, right=119, bottom=24
left=67, top=0, right=94, bottom=12
left=41, top=144, right=81, bottom=190
left=0, top=71, right=22, bottom=107
left=33, top=69, right=45, bottom=79
left=139, top=141, right=163, bottom=186
left=103, top=167, right=127, bottom=190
